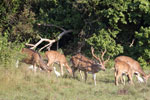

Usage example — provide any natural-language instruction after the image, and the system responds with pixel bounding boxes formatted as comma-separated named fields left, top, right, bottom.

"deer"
left=45, top=50, right=73, bottom=76
left=71, top=47, right=110, bottom=86
left=115, top=56, right=150, bottom=83
left=19, top=48, right=52, bottom=72
left=114, top=60, right=134, bottom=86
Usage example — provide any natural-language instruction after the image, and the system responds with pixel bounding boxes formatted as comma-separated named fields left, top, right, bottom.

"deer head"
left=91, top=47, right=110, bottom=71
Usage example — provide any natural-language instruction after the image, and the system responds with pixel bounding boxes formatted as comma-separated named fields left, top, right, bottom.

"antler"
left=100, top=48, right=110, bottom=64
left=100, top=48, right=106, bottom=62
left=104, top=56, right=110, bottom=64
left=91, top=47, right=102, bottom=64
left=91, top=47, right=110, bottom=65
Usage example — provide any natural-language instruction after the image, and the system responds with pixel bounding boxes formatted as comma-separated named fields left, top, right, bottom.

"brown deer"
left=45, top=50, right=73, bottom=76
left=114, top=60, right=134, bottom=86
left=71, top=47, right=109, bottom=86
left=20, top=48, right=52, bottom=72
left=115, top=56, right=150, bottom=83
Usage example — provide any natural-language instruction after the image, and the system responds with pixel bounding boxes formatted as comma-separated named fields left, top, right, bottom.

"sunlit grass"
left=0, top=65, right=150, bottom=100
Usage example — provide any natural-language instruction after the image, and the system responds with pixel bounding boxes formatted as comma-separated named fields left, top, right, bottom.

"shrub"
left=0, top=34, right=24, bottom=68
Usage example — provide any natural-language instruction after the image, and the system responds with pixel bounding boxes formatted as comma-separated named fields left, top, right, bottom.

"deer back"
left=21, top=48, right=49, bottom=70
left=71, top=54, right=101, bottom=72
left=71, top=54, right=94, bottom=66
left=115, top=56, right=146, bottom=76
left=115, top=60, right=131, bottom=73
left=21, top=48, right=36, bottom=64
left=45, top=50, right=68, bottom=64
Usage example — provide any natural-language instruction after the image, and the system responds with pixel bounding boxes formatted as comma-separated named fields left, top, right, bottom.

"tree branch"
left=57, top=30, right=73, bottom=40
left=129, top=39, right=135, bottom=47
left=26, top=38, right=56, bottom=50
left=39, top=42, right=53, bottom=52
left=37, top=23, right=66, bottom=31
left=37, top=23, right=73, bottom=50
left=26, top=23, right=74, bottom=51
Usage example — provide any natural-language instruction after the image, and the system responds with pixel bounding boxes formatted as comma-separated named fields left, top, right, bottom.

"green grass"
left=0, top=65, right=150, bottom=100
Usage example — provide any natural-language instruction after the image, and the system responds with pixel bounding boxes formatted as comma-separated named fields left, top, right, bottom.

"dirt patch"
left=117, top=88, right=128, bottom=95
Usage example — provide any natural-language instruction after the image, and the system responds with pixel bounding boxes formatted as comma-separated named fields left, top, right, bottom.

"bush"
left=0, top=34, right=25, bottom=68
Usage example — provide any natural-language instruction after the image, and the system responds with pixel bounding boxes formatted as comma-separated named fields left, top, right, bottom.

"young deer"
left=115, top=56, right=150, bottom=83
left=45, top=50, right=73, bottom=76
left=20, top=48, right=52, bottom=72
left=114, top=60, right=134, bottom=86
left=71, top=47, right=109, bottom=86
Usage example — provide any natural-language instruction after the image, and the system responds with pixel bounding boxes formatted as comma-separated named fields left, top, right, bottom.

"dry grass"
left=0, top=65, right=150, bottom=100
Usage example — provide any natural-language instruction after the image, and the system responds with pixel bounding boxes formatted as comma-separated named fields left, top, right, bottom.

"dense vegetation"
left=0, top=0, right=150, bottom=68
left=1, top=1, right=150, bottom=100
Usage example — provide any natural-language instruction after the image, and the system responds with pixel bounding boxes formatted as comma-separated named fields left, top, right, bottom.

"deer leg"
left=60, top=64, right=64, bottom=76
left=84, top=71, right=87, bottom=83
left=92, top=73, right=97, bottom=86
left=115, top=70, right=118, bottom=85
left=72, top=67, right=78, bottom=78
left=33, top=63, right=37, bottom=73
left=123, top=75, right=126, bottom=85
left=126, top=74, right=131, bottom=83
left=115, top=69, right=121, bottom=85
left=128, top=73, right=134, bottom=85
left=79, top=70, right=84, bottom=80
left=120, top=75, right=126, bottom=85
left=116, top=71, right=121, bottom=86
left=114, top=70, right=117, bottom=77
left=120, top=75, right=123, bottom=84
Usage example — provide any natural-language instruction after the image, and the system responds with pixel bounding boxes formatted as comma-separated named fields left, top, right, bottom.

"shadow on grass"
left=62, top=74, right=74, bottom=79
left=98, top=78, right=115, bottom=84
left=117, top=88, right=129, bottom=95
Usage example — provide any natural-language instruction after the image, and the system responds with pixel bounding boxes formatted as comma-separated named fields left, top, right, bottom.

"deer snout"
left=101, top=66, right=106, bottom=71
left=97, top=64, right=105, bottom=71
left=102, top=68, right=106, bottom=71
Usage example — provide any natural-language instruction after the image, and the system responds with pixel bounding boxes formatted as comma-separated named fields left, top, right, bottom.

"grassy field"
left=0, top=65, right=150, bottom=100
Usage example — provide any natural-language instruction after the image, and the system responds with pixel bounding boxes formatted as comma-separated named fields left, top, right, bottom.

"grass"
left=0, top=65, right=150, bottom=100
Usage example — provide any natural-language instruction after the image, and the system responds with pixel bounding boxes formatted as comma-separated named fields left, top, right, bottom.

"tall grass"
left=0, top=65, right=150, bottom=100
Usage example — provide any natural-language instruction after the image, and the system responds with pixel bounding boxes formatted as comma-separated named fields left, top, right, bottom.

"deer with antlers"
left=45, top=50, right=73, bottom=76
left=71, top=47, right=110, bottom=86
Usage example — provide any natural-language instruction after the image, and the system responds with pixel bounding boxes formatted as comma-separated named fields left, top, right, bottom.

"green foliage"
left=0, top=0, right=150, bottom=68
left=11, top=5, right=37, bottom=41
left=86, top=29, right=123, bottom=57
left=128, top=0, right=150, bottom=25
left=135, top=27, right=150, bottom=68
left=0, top=0, right=37, bottom=42
left=0, top=34, right=24, bottom=67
